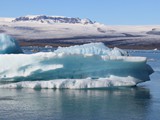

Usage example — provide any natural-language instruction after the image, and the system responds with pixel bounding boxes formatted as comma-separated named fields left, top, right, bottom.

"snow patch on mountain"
left=147, top=28, right=160, bottom=35
left=12, top=15, right=94, bottom=24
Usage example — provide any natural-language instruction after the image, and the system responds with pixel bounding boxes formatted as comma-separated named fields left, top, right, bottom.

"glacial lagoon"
left=0, top=47, right=159, bottom=120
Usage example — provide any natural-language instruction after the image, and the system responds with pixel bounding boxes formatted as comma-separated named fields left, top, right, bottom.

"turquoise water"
left=0, top=50, right=160, bottom=120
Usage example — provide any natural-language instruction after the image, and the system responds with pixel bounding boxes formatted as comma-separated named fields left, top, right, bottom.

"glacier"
left=0, top=42, right=153, bottom=89
left=0, top=34, right=23, bottom=54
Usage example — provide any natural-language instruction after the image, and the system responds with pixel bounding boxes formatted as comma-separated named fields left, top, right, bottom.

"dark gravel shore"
left=18, top=37, right=160, bottom=50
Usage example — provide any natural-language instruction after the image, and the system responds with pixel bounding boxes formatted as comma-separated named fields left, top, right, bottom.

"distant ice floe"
left=55, top=42, right=129, bottom=56
left=0, top=36, right=154, bottom=89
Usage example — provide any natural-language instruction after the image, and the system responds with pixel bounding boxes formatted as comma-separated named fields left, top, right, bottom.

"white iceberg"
left=0, top=34, right=23, bottom=54
left=0, top=42, right=153, bottom=89
left=55, top=43, right=129, bottom=56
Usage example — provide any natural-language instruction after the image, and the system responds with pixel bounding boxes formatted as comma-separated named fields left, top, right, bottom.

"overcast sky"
left=0, top=0, right=160, bottom=25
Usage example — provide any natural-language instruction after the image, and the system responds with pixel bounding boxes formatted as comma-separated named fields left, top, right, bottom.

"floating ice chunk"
left=55, top=43, right=129, bottom=56
left=0, top=34, right=23, bottom=54
left=0, top=42, right=153, bottom=89
left=0, top=52, right=153, bottom=87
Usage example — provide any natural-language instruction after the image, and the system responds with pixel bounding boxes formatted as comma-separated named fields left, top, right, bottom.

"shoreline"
left=19, top=40, right=160, bottom=50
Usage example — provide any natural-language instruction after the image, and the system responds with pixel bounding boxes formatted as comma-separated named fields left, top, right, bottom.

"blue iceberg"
left=0, top=42, right=153, bottom=89
left=0, top=34, right=23, bottom=54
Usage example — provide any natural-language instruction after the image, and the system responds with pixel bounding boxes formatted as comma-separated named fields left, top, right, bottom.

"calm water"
left=0, top=49, right=159, bottom=120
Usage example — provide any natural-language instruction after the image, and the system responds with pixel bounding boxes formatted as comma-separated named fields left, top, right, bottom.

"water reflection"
left=0, top=87, right=151, bottom=120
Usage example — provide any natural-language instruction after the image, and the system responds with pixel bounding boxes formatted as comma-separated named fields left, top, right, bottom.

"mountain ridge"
left=1, top=15, right=160, bottom=49
left=11, top=15, right=94, bottom=24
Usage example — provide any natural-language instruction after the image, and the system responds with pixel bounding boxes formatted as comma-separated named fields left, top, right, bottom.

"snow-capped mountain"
left=1, top=15, right=160, bottom=49
left=12, top=15, right=94, bottom=24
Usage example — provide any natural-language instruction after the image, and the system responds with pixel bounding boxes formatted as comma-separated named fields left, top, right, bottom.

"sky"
left=0, top=0, right=160, bottom=25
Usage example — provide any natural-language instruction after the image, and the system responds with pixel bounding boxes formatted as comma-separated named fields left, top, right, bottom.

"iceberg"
left=0, top=42, right=153, bottom=89
left=55, top=43, right=129, bottom=56
left=0, top=34, right=23, bottom=54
